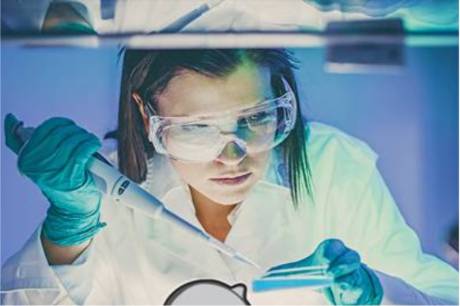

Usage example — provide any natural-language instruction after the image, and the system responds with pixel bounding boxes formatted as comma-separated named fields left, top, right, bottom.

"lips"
left=210, top=173, right=252, bottom=185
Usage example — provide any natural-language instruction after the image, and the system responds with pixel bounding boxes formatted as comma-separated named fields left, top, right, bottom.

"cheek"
left=245, top=151, right=271, bottom=177
left=170, top=160, right=210, bottom=183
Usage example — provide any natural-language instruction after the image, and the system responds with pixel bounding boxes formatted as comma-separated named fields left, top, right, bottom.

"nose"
left=214, top=139, right=247, bottom=166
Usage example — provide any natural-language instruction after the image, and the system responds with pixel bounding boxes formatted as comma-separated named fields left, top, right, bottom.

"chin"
left=203, top=186, right=254, bottom=206
left=207, top=195, right=248, bottom=206
left=206, top=173, right=263, bottom=205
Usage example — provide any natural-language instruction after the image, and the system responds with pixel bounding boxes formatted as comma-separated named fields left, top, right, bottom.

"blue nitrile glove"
left=4, top=114, right=23, bottom=155
left=5, top=116, right=106, bottom=246
left=268, top=239, right=383, bottom=305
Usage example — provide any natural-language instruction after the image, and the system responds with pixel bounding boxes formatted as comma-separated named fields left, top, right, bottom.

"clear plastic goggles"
left=148, top=78, right=297, bottom=162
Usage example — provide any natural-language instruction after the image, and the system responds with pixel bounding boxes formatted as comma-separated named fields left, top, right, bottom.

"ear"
left=132, top=93, right=150, bottom=134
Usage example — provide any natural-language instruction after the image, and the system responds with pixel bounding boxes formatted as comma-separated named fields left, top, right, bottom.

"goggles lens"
left=149, top=79, right=297, bottom=162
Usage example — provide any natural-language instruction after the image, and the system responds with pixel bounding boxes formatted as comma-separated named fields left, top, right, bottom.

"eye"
left=179, top=123, right=209, bottom=132
left=245, top=110, right=276, bottom=125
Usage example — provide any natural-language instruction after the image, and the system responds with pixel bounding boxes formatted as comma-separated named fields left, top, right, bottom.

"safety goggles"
left=147, top=78, right=297, bottom=162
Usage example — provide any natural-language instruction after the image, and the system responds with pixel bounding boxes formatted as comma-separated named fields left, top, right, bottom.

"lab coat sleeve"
left=1, top=225, right=77, bottom=305
left=50, top=242, right=94, bottom=305
left=1, top=195, right=124, bottom=305
left=1, top=223, right=115, bottom=305
left=344, top=166, right=459, bottom=304
left=376, top=270, right=456, bottom=304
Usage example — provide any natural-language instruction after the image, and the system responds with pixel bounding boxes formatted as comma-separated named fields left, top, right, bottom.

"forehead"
left=155, top=62, right=273, bottom=117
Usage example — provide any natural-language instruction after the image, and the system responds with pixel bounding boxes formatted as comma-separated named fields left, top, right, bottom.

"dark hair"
left=111, top=48, right=312, bottom=207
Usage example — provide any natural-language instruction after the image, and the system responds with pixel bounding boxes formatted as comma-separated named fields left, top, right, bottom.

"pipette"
left=6, top=114, right=260, bottom=270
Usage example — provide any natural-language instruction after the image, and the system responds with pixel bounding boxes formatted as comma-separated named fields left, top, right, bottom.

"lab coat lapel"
left=134, top=184, right=237, bottom=281
left=224, top=181, right=292, bottom=269
left=224, top=181, right=317, bottom=271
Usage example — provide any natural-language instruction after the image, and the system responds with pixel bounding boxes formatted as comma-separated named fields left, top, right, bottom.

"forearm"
left=376, top=271, right=457, bottom=305
left=41, top=226, right=95, bottom=305
left=41, top=232, right=90, bottom=265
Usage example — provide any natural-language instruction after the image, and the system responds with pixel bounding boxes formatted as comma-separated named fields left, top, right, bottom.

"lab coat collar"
left=143, top=174, right=294, bottom=271
left=160, top=183, right=243, bottom=228
left=222, top=180, right=294, bottom=269
left=143, top=151, right=292, bottom=243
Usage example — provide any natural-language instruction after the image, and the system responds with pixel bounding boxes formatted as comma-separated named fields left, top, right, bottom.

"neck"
left=189, top=186, right=237, bottom=242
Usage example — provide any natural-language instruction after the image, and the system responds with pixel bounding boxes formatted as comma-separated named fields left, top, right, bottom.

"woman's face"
left=154, top=61, right=273, bottom=206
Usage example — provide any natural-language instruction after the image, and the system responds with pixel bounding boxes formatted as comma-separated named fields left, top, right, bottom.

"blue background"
left=1, top=45, right=458, bottom=266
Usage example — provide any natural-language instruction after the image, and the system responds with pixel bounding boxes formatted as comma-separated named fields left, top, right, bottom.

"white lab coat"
left=1, top=122, right=458, bottom=305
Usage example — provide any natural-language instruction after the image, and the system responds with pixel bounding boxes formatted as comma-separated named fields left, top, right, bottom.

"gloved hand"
left=42, top=1, right=97, bottom=34
left=268, top=239, right=383, bottom=305
left=4, top=116, right=106, bottom=246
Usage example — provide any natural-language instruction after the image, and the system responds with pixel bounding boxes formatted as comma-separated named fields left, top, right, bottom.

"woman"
left=2, top=49, right=458, bottom=304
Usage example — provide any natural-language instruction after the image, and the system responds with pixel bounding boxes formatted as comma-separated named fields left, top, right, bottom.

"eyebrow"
left=156, top=93, right=277, bottom=118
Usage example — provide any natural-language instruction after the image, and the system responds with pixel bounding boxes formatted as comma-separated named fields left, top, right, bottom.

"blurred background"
left=1, top=0, right=458, bottom=268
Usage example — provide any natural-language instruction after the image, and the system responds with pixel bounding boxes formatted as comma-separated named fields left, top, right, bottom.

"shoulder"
left=306, top=121, right=378, bottom=167
left=304, top=122, right=379, bottom=203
